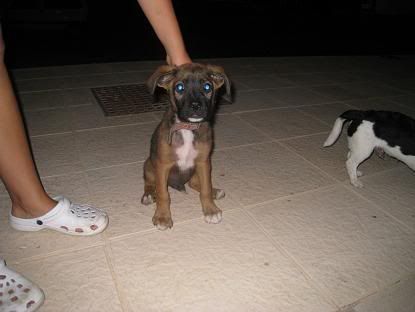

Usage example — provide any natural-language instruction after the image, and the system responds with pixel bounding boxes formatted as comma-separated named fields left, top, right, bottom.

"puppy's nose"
left=191, top=102, right=202, bottom=111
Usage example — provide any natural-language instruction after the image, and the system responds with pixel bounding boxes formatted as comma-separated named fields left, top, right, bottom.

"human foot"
left=9, top=196, right=108, bottom=236
left=0, top=259, right=45, bottom=312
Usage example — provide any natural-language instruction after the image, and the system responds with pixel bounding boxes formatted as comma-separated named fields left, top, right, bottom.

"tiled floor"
left=1, top=55, right=415, bottom=311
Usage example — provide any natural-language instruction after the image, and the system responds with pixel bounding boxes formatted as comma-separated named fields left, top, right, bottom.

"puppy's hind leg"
left=346, top=138, right=374, bottom=188
left=141, top=158, right=157, bottom=205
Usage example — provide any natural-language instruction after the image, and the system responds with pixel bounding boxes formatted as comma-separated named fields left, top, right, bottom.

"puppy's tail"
left=323, top=110, right=365, bottom=147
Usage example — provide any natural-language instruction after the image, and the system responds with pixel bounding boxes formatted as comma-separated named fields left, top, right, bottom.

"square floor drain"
left=91, top=83, right=232, bottom=117
left=91, top=84, right=168, bottom=117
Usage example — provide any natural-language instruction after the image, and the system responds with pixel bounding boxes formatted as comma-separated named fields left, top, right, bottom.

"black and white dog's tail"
left=323, top=110, right=365, bottom=147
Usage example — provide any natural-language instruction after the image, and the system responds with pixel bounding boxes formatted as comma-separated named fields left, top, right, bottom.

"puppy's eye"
left=202, top=82, right=212, bottom=93
left=175, top=83, right=185, bottom=94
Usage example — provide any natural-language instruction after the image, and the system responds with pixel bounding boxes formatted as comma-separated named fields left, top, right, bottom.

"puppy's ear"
left=147, top=65, right=177, bottom=95
left=207, top=65, right=232, bottom=102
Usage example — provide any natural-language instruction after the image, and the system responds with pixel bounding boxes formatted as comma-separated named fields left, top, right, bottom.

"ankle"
left=11, top=197, right=57, bottom=219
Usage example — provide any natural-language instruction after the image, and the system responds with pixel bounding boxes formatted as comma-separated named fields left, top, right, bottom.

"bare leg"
left=137, top=0, right=191, bottom=65
left=0, top=30, right=56, bottom=219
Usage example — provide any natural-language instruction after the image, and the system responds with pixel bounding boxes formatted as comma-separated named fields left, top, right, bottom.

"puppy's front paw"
left=152, top=214, right=173, bottom=230
left=351, top=179, right=364, bottom=188
left=203, top=203, right=223, bottom=224
left=357, top=170, right=363, bottom=177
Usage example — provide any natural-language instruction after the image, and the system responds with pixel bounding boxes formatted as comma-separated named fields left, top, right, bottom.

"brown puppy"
left=142, top=63, right=231, bottom=230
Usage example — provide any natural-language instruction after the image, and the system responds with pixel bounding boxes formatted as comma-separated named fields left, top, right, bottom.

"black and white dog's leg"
left=346, top=135, right=374, bottom=188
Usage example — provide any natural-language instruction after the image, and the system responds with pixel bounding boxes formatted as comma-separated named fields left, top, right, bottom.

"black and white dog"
left=323, top=110, right=415, bottom=187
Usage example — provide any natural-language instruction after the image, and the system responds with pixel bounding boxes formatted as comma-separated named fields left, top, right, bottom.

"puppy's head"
left=147, top=63, right=231, bottom=123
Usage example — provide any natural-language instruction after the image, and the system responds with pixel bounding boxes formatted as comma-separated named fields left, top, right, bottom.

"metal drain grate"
left=91, top=84, right=169, bottom=116
left=91, top=83, right=232, bottom=117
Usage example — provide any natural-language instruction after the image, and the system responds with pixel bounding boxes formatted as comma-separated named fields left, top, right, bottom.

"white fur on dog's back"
left=323, top=117, right=346, bottom=147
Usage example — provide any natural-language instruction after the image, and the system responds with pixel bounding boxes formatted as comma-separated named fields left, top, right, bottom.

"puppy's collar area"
left=168, top=121, right=201, bottom=144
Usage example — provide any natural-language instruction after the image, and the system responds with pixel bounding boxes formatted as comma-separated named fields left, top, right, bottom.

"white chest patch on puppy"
left=175, top=129, right=198, bottom=171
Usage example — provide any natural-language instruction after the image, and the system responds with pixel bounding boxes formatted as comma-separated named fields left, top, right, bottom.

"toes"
left=357, top=170, right=363, bottom=177
left=152, top=215, right=173, bottom=230
left=204, top=211, right=222, bottom=224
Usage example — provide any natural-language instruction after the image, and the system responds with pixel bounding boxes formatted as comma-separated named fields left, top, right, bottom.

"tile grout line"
left=240, top=183, right=341, bottom=210
left=106, top=204, right=245, bottom=243
left=341, top=176, right=415, bottom=235
left=336, top=272, right=415, bottom=312
left=103, top=242, right=129, bottom=312
left=73, top=120, right=159, bottom=133
left=277, top=139, right=340, bottom=182
left=13, top=69, right=153, bottom=82
left=8, top=241, right=106, bottom=265
left=295, top=103, right=355, bottom=126
left=224, top=113, right=343, bottom=183
left=240, top=207, right=340, bottom=310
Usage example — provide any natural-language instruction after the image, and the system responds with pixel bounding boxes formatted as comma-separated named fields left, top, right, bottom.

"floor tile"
left=353, top=167, right=415, bottom=231
left=15, top=77, right=67, bottom=92
left=353, top=274, right=415, bottom=312
left=297, top=102, right=354, bottom=125
left=62, top=88, right=98, bottom=107
left=18, top=90, right=67, bottom=111
left=63, top=74, right=121, bottom=89
left=266, top=87, right=334, bottom=106
left=86, top=164, right=152, bottom=238
left=388, top=94, right=415, bottom=109
left=218, top=89, right=286, bottom=113
left=105, top=61, right=162, bottom=72
left=12, top=63, right=113, bottom=80
left=75, top=123, right=156, bottom=170
left=232, top=74, right=293, bottom=89
left=310, top=85, right=367, bottom=101
left=212, top=142, right=333, bottom=206
left=115, top=71, right=151, bottom=84
left=311, top=82, right=404, bottom=101
left=238, top=108, right=328, bottom=139
left=213, top=114, right=271, bottom=149
left=280, top=72, right=358, bottom=86
left=24, top=107, right=73, bottom=136
left=70, top=104, right=157, bottom=131
left=12, top=247, right=123, bottom=312
left=283, top=133, right=402, bottom=182
left=31, top=133, right=83, bottom=177
left=109, top=209, right=335, bottom=312
left=248, top=185, right=415, bottom=307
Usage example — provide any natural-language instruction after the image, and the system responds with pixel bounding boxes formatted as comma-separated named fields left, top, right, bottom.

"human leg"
left=137, top=0, right=191, bottom=65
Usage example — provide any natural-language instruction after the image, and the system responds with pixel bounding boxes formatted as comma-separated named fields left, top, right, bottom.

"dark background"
left=2, top=0, right=415, bottom=68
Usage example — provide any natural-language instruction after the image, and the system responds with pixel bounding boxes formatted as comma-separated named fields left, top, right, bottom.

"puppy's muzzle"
left=191, top=102, right=202, bottom=112
left=186, top=102, right=208, bottom=121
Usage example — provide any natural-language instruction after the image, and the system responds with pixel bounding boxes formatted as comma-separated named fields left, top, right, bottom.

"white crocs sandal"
left=9, top=196, right=108, bottom=236
left=0, top=259, right=45, bottom=312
